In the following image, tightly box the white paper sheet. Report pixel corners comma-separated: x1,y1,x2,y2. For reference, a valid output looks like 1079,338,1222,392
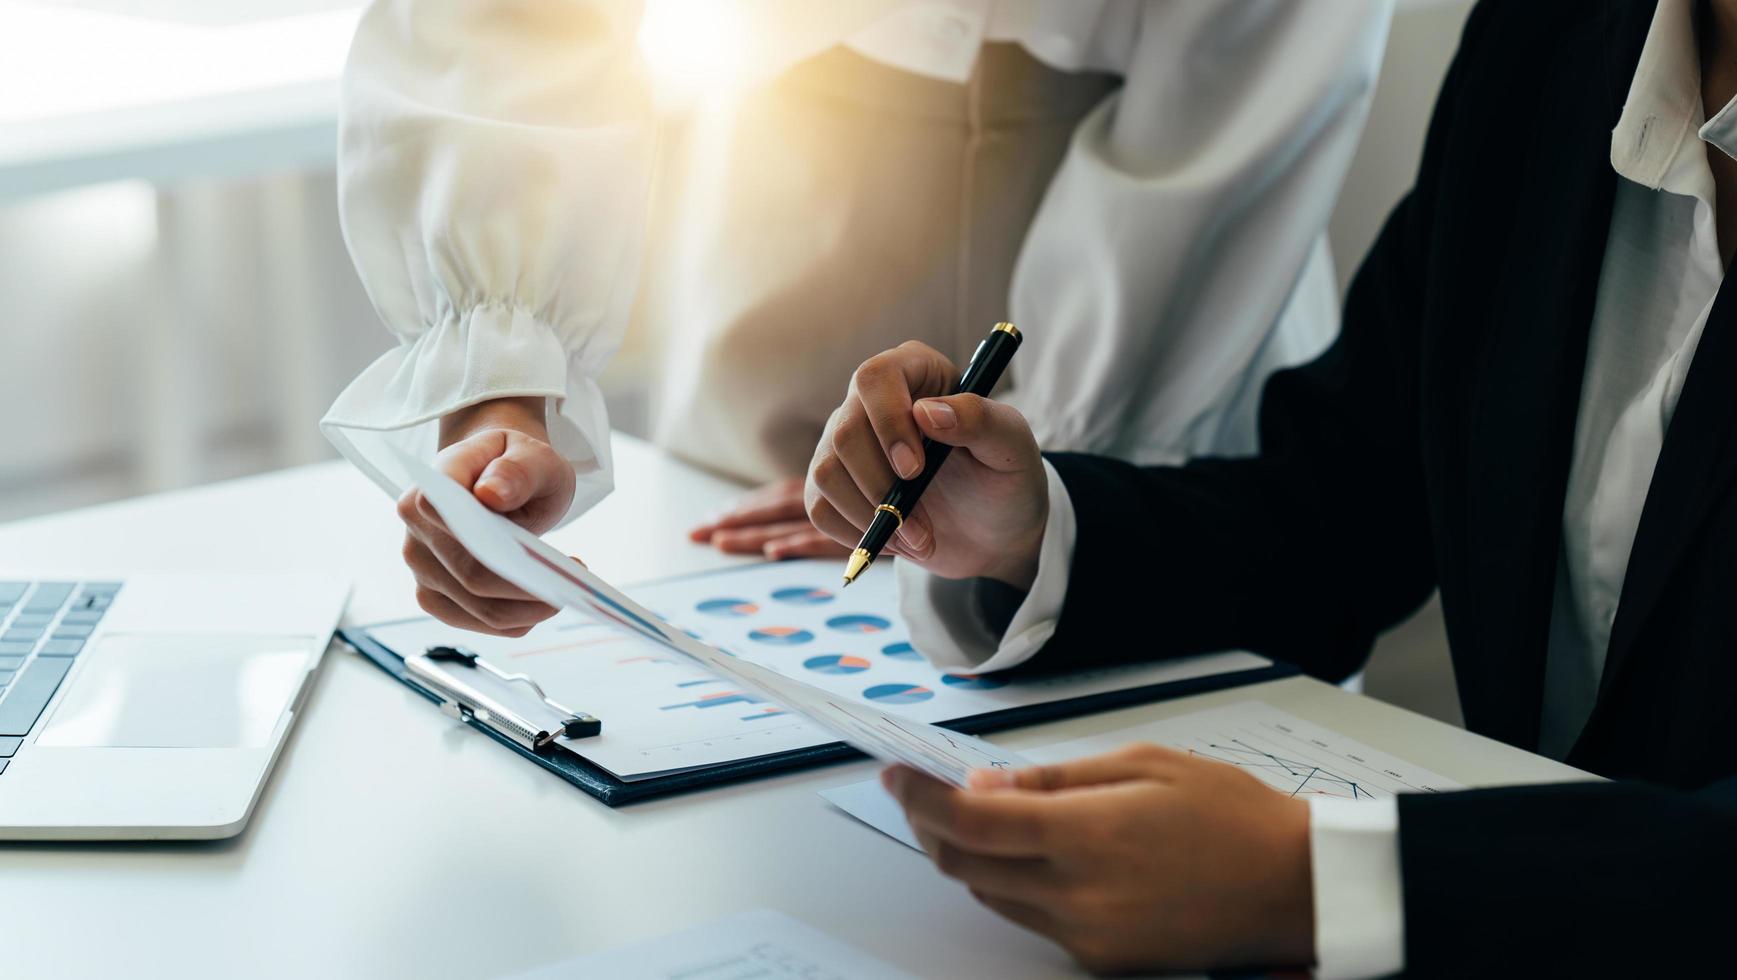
396,449,1028,786
371,613,828,779
821,701,1463,851
820,775,924,851
631,560,1270,728
500,908,918,980
369,556,1269,780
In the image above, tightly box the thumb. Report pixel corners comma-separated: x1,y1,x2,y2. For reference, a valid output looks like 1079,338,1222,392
474,433,571,515
435,429,511,500
912,394,1035,473
969,744,1184,793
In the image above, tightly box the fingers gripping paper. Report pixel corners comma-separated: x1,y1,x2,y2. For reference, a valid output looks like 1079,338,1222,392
395,449,1027,785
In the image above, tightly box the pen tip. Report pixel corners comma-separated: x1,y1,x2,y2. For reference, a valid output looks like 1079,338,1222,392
843,548,872,587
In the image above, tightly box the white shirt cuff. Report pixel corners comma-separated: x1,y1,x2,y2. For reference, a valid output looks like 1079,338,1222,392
320,305,615,529
894,459,1075,673
1309,797,1405,979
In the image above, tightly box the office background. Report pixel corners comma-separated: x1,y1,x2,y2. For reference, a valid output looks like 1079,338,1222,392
0,0,1473,723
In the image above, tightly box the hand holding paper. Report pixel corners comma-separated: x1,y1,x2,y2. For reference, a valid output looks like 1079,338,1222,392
396,397,572,635
393,447,1029,786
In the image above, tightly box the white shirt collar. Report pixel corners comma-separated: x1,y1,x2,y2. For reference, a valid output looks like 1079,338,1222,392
1612,0,1737,200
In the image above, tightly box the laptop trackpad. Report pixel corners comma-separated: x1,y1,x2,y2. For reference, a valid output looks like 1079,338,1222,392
35,634,312,749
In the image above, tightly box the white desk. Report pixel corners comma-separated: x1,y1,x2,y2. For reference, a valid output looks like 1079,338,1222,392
0,436,1585,979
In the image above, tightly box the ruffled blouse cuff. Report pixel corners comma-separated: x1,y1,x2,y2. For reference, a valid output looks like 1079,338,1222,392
320,303,614,526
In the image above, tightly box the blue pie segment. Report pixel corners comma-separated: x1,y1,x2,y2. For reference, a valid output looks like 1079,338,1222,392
803,654,872,675
862,682,934,705
696,597,759,617
880,641,922,661
826,613,892,634
747,626,814,646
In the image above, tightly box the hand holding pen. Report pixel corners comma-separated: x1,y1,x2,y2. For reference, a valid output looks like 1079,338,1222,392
803,326,1049,591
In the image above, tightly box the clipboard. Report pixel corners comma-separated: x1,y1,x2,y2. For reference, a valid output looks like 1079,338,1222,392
341,565,1296,807
405,644,601,749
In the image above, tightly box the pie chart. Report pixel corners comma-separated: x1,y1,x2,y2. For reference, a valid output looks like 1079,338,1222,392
940,673,1008,691
696,597,759,617
880,641,921,661
748,626,814,646
803,654,872,675
772,586,834,605
827,613,892,634
863,683,934,705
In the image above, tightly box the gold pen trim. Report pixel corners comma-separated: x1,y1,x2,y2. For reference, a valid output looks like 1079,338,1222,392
992,321,1021,340
874,503,904,528
843,547,872,587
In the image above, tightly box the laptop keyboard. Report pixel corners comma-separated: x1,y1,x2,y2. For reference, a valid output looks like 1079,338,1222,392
0,581,122,773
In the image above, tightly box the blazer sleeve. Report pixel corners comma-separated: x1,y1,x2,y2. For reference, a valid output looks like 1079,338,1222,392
1035,186,1436,681
1396,777,1737,974
1027,2,1498,682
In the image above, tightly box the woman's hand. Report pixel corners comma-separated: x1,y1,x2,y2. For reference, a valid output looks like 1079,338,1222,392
883,745,1316,974
688,477,851,559
396,397,573,635
806,342,1048,590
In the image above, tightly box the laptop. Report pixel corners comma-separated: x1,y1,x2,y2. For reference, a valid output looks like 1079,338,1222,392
0,573,347,839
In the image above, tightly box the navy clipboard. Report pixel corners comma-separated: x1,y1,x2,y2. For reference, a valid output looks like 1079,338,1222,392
340,567,1296,807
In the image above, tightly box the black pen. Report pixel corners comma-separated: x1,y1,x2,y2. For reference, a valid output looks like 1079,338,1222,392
842,321,1023,587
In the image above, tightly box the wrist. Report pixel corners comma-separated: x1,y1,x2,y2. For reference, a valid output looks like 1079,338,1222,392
981,492,1048,593
440,397,548,448
1269,797,1317,967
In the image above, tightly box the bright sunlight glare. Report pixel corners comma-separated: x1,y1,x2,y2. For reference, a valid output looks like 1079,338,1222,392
636,0,749,97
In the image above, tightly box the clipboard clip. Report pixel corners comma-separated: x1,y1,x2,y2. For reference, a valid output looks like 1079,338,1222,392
405,644,602,752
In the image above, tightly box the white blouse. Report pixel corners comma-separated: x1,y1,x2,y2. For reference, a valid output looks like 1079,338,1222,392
322,0,1392,521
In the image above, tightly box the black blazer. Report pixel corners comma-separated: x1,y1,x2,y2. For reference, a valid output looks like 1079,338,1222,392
1033,1,1736,974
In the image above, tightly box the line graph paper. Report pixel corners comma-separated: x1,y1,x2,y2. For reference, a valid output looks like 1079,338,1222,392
1146,702,1461,800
